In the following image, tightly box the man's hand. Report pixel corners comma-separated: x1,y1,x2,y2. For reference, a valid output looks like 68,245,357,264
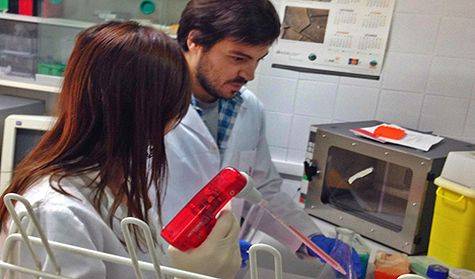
239,240,252,267
308,234,363,278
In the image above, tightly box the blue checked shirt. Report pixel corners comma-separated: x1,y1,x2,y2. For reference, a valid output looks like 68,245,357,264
192,92,244,151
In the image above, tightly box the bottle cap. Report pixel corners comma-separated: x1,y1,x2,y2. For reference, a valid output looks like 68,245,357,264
397,275,425,279
427,264,449,279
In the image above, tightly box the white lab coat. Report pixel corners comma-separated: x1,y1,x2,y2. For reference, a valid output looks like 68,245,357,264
10,174,240,279
162,87,320,253
11,175,159,279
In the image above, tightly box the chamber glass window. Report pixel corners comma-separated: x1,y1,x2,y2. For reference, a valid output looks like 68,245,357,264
321,146,412,232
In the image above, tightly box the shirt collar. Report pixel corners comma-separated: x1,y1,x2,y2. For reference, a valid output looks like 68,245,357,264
227,91,244,106
191,91,244,112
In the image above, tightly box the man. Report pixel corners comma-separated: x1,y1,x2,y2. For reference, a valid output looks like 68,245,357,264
162,0,361,277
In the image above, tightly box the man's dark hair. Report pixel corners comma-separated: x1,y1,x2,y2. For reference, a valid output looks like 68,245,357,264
177,0,281,51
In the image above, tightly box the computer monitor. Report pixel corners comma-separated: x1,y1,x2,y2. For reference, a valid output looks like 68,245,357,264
0,115,55,193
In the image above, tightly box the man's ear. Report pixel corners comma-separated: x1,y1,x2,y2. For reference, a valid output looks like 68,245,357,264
186,30,202,52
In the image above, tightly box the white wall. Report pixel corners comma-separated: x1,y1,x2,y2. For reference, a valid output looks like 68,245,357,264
249,0,475,166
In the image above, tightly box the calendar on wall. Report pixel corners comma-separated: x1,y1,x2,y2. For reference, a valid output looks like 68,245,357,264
272,0,395,80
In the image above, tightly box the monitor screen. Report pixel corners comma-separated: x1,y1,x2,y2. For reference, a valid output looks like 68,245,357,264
13,128,45,167
1,115,55,192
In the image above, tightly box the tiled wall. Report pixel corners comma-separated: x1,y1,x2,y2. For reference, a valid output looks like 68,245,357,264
247,0,475,165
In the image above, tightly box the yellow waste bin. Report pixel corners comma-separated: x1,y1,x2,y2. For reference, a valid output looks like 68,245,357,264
428,176,475,270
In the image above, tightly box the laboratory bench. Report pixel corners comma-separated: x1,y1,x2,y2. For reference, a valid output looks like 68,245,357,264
237,215,397,279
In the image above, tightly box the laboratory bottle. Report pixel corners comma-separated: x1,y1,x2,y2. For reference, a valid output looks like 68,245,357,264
374,251,410,279
351,232,370,278
426,264,449,279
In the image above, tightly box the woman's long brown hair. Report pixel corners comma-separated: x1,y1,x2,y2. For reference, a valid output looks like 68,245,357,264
0,21,191,241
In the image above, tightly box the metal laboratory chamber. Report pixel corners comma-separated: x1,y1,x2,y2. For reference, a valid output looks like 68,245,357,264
303,121,475,254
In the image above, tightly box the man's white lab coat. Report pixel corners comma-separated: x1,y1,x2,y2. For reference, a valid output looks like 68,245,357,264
162,87,320,252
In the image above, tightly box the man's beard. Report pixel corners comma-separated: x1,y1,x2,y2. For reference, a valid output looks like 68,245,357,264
196,62,223,100
196,57,247,101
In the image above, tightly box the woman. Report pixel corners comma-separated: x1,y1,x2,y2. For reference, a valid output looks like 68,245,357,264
0,21,240,278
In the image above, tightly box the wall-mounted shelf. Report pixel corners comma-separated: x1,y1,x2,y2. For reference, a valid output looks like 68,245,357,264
0,12,175,34
0,77,60,93
0,12,94,29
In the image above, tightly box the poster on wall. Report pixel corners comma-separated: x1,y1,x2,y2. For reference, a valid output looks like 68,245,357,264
272,0,395,80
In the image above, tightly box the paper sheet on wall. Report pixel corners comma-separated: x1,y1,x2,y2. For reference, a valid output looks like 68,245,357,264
272,0,395,79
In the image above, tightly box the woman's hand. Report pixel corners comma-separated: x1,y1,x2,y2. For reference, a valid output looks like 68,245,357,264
167,210,241,279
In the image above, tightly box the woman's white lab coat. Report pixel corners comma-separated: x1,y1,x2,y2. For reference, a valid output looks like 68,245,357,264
11,174,240,278
162,87,320,253
12,175,159,279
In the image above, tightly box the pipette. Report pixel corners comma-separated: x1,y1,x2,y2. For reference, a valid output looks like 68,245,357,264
161,167,346,275
160,167,261,251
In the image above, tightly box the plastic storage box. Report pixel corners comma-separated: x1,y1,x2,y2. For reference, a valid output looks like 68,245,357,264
428,151,475,270
0,0,7,11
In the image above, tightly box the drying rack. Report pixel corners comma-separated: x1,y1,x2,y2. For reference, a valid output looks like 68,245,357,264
0,193,284,279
